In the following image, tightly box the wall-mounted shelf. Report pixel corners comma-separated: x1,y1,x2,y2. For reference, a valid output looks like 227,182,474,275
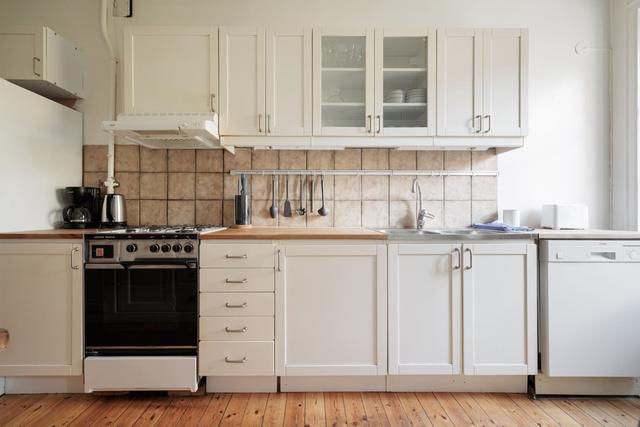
229,169,498,177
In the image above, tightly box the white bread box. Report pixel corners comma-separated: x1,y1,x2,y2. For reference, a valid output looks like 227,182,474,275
541,204,589,229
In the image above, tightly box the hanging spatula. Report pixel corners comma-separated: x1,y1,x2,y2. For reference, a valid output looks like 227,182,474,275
283,175,292,217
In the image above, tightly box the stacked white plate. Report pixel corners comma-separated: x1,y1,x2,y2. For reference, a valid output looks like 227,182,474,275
406,88,426,103
384,89,404,103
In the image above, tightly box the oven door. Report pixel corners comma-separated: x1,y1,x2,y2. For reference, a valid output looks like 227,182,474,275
85,260,197,355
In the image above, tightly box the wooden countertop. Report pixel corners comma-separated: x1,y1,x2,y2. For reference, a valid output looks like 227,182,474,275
200,227,388,240
535,229,640,240
0,229,100,239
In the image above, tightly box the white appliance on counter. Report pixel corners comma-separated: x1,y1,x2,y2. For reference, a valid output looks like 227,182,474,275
538,240,640,395
541,204,589,230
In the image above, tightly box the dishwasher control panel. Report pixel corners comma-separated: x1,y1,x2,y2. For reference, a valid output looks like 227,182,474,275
540,240,640,263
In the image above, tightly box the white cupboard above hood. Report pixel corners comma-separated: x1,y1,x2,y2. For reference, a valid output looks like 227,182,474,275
101,113,233,152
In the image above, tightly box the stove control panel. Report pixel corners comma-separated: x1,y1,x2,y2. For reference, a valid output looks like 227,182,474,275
87,238,198,263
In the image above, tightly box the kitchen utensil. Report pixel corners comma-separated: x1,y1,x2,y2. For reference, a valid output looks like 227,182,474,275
100,194,127,228
269,175,278,219
309,175,315,213
297,175,306,215
234,173,251,226
284,176,292,217
318,175,329,217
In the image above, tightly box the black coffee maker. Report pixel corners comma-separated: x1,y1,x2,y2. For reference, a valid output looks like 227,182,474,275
63,187,102,228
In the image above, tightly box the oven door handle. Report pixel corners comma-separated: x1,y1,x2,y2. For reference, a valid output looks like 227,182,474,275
85,263,125,270
120,259,198,270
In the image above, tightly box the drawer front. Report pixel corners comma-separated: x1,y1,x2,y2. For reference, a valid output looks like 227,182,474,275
199,341,274,376
201,244,275,268
200,268,274,292
200,317,274,341
200,293,274,317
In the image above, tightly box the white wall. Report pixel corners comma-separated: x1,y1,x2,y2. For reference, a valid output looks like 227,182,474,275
0,0,612,227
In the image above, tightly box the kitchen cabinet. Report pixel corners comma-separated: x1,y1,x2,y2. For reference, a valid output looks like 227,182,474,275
0,241,83,376
219,27,312,138
437,28,528,140
388,242,536,376
276,243,387,376
0,26,84,99
123,26,218,114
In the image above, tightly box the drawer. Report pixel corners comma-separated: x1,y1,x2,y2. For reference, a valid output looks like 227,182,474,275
200,293,274,316
200,268,274,292
200,244,275,268
199,341,274,376
200,317,274,341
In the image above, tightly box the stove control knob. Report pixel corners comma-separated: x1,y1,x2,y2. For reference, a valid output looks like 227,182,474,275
184,244,194,253
172,243,182,253
161,244,171,253
126,243,138,253
149,244,160,253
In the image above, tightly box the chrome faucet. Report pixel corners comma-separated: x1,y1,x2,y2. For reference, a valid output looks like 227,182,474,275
411,178,435,229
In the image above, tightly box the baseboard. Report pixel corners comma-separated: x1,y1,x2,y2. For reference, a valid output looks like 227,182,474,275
534,374,640,396
280,376,386,392
386,375,527,392
206,376,277,393
5,376,84,394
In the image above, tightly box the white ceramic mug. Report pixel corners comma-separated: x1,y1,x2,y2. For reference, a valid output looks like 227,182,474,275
503,209,521,226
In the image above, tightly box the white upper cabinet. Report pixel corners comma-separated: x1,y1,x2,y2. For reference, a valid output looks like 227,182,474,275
124,26,218,114
219,27,265,136
313,28,375,136
437,28,528,139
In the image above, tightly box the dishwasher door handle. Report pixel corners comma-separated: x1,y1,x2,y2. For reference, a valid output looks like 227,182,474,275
590,251,617,260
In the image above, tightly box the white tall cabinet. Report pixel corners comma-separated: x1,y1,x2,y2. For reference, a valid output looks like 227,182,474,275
0,241,83,376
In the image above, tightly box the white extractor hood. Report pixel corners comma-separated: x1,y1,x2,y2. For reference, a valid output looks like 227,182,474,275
102,113,234,153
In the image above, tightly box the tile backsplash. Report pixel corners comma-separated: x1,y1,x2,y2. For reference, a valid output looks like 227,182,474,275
83,146,498,228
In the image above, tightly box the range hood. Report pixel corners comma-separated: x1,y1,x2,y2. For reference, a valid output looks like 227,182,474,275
102,113,233,153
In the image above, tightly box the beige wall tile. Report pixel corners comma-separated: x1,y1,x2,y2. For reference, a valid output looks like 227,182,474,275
472,176,497,201
168,200,195,225
334,176,361,200
251,150,278,169
444,201,471,228
196,200,223,225
278,203,306,227
444,151,471,170
390,176,415,201
83,172,106,189
417,151,444,170
251,175,272,200
84,145,107,172
444,176,471,200
115,145,140,172
335,149,361,170
279,150,306,169
222,200,235,227
115,172,139,200
307,151,334,170
472,149,497,170
417,176,444,200
251,199,278,226
140,173,167,199
126,199,140,227
362,201,389,228
168,150,195,172
224,147,252,172
390,200,415,228
168,173,195,200
196,173,223,199
307,200,334,228
140,147,167,172
422,201,444,229
361,176,388,201
140,200,167,225
334,201,361,228
223,174,239,200
196,150,223,172
472,201,498,224
362,149,389,170
389,150,417,170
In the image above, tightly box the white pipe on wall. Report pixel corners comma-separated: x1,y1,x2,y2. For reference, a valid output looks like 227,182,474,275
100,0,118,194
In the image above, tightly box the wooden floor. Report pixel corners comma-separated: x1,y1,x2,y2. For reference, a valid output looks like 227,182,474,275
0,392,639,427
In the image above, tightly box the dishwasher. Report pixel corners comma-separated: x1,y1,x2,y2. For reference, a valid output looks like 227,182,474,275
539,240,640,378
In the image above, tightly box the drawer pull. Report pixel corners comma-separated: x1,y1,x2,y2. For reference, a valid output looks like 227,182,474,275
225,278,248,284
225,356,248,364
225,302,248,308
225,254,248,259
225,326,248,333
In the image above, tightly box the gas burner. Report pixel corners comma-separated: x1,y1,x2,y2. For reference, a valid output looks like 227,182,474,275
99,225,225,235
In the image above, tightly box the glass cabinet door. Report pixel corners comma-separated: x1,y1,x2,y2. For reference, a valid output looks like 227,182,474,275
375,29,435,136
313,29,374,136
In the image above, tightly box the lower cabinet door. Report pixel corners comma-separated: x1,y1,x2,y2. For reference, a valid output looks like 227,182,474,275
199,341,274,376
388,244,461,375
462,243,537,375
276,244,387,376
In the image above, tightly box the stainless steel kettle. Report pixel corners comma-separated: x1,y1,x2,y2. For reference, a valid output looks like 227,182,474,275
101,194,127,227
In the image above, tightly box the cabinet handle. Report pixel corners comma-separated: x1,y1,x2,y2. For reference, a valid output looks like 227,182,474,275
267,114,271,134
33,57,41,77
464,248,473,270
277,249,282,272
0,329,9,351
453,248,461,270
258,114,263,133
225,254,248,259
210,94,216,113
483,115,491,134
225,302,248,308
225,356,248,363
71,247,80,270
225,278,248,284
225,327,248,333
367,115,372,133
376,115,381,134
473,115,483,134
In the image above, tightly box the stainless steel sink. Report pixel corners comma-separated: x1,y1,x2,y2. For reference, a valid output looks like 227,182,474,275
376,228,535,240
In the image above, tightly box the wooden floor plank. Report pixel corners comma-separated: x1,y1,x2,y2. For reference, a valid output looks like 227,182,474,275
451,393,495,427
434,392,475,426
324,392,348,427
91,396,138,427
379,392,411,426
240,393,268,427
361,392,391,427
174,395,212,427
488,393,539,427
551,400,605,427
283,392,305,427
416,392,455,427
133,396,170,426
625,398,640,409
4,393,68,427
0,394,48,425
303,392,325,427
472,392,525,427
199,394,232,427
596,400,639,427
343,392,369,426
262,393,286,427
508,394,564,427
571,399,625,427
155,397,191,427
608,399,640,420
219,394,250,427
25,394,98,427
396,392,433,427
530,399,582,427
69,396,115,427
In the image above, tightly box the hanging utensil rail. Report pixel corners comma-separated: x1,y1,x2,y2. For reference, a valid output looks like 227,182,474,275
229,169,498,177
